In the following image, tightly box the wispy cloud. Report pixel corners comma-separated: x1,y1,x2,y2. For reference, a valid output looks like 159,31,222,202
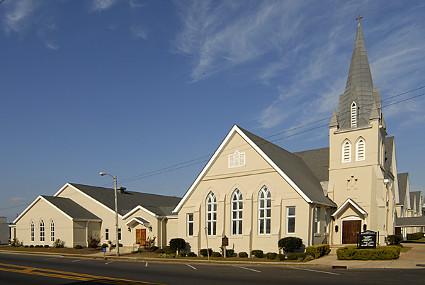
91,0,118,12
45,40,59,50
129,0,145,8
130,25,147,40
2,0,36,34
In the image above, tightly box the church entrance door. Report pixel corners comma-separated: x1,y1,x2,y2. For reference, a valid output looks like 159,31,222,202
342,220,361,244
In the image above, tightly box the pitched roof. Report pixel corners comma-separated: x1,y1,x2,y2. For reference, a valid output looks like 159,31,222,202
395,216,425,227
238,127,336,207
384,136,394,176
42,196,100,221
294,147,329,182
336,19,381,130
397,173,408,205
410,191,422,212
69,183,181,216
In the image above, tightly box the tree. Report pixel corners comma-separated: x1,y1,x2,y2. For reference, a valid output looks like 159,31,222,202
169,238,186,256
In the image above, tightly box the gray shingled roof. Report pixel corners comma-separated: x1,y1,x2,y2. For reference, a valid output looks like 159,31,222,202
238,127,336,207
42,196,100,221
70,183,181,216
395,216,425,227
397,173,408,205
336,21,381,130
384,137,394,176
410,191,422,212
295,147,329,182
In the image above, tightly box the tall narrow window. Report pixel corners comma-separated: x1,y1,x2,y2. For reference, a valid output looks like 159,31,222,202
206,193,217,235
50,220,55,242
118,228,122,240
231,190,243,235
313,207,321,234
39,220,45,242
105,228,109,240
187,213,194,236
342,140,352,163
351,101,357,128
356,138,366,161
258,187,271,234
30,222,34,242
287,207,296,233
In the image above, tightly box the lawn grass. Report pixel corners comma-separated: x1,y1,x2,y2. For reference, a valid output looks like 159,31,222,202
402,237,425,244
0,246,99,255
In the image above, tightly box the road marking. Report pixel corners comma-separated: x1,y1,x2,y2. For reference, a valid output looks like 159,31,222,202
71,260,80,263
0,262,162,284
186,264,197,270
288,267,340,276
105,261,113,265
235,266,261,273
145,262,148,267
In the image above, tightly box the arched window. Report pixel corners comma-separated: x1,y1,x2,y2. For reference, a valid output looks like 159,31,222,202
356,138,366,161
206,193,217,236
39,220,45,242
30,222,34,242
351,101,357,128
258,187,271,234
342,139,352,163
50,220,55,242
231,190,243,235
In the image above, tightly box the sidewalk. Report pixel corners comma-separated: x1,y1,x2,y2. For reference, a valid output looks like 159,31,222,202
308,243,425,269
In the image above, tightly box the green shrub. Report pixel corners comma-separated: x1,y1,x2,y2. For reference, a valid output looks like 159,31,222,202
88,236,100,248
53,239,65,248
238,252,248,258
163,246,175,254
44,245,50,248
337,246,400,260
211,252,222,257
10,238,22,247
286,252,306,261
387,235,403,245
187,252,197,257
266,252,278,260
407,232,424,241
150,246,159,252
101,243,108,249
169,238,186,254
30,245,34,248
278,253,285,261
24,245,29,248
278,237,303,253
224,249,236,257
200,248,213,257
305,244,331,259
155,248,165,254
74,245,83,249
251,250,264,258
179,252,187,257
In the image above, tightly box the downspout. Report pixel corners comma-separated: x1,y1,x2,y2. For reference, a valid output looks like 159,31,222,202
86,221,89,247
159,217,163,249
249,193,253,257
308,204,314,246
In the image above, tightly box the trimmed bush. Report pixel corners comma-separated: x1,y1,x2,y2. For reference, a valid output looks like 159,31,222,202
278,253,285,261
305,244,331,259
30,245,34,248
53,239,65,248
387,235,403,245
238,252,248,258
407,232,424,241
169,238,186,254
187,252,197,257
74,245,83,249
44,245,50,248
337,246,400,260
101,243,108,249
179,252,187,257
224,249,237,257
200,248,213,257
163,246,175,254
211,252,222,257
251,250,264,258
266,252,278,260
286,252,306,261
278,237,303,253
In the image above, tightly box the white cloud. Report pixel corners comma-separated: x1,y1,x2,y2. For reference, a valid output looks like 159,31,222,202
45,40,59,50
2,0,35,34
91,0,117,12
130,25,147,40
129,0,145,8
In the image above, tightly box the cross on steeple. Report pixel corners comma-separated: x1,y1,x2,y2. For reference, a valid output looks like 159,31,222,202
356,15,363,26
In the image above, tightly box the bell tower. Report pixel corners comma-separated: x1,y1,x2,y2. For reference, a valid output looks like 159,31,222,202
328,17,393,245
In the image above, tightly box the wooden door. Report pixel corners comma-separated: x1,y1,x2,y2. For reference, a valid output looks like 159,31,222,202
342,220,361,244
136,229,147,246
395,227,401,235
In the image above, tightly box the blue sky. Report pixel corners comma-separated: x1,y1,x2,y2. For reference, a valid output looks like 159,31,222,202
1,0,425,221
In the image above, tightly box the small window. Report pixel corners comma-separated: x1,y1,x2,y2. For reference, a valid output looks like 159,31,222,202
206,193,217,235
258,187,271,234
356,138,366,161
351,101,357,128
39,220,45,242
342,140,352,163
231,190,243,235
287,207,296,234
118,228,122,241
313,207,321,234
105,228,109,240
228,150,246,168
30,222,34,242
187,214,194,236
50,221,55,242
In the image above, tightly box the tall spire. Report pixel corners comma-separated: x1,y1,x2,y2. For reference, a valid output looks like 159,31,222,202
345,16,373,91
334,17,380,130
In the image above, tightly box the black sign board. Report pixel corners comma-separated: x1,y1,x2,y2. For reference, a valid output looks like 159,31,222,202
222,236,229,247
358,230,377,249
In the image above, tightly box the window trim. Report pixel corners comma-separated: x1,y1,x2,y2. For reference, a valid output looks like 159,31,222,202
356,137,366,161
187,213,194,237
39,220,45,242
50,220,55,242
258,187,271,235
231,189,243,235
342,139,352,163
351,101,357,128
30,221,34,242
286,206,296,234
206,192,217,236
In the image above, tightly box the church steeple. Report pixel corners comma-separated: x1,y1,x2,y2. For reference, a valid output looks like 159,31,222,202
333,17,381,130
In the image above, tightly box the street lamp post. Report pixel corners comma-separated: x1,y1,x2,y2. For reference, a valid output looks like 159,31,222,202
99,171,120,256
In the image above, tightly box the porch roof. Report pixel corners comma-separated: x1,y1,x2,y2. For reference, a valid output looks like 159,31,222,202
395,216,425,227
126,217,151,228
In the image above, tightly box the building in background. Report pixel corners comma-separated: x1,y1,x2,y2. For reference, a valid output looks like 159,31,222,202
0,217,9,244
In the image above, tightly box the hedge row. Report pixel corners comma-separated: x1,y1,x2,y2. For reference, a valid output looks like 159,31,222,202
407,232,424,241
337,246,400,260
305,244,331,259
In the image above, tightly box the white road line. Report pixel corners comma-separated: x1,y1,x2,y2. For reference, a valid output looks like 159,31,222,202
236,266,261,273
104,261,113,265
71,260,80,263
288,267,340,276
145,262,148,267
186,264,197,270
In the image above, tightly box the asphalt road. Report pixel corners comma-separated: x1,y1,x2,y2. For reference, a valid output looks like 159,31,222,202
0,252,424,285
